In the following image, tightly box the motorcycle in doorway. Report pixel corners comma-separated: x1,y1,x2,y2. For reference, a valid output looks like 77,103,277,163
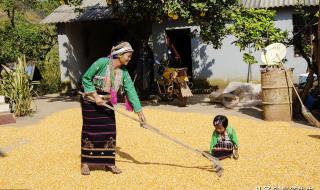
155,60,193,106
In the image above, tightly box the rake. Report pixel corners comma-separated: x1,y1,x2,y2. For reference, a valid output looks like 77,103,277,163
79,92,224,177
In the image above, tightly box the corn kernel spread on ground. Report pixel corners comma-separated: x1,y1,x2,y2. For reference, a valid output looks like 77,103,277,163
0,108,319,190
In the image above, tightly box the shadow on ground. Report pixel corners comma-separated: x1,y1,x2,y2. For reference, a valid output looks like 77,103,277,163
116,147,215,172
308,135,320,139
238,107,263,119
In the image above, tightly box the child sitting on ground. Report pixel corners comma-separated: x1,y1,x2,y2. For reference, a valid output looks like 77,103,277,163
209,115,239,160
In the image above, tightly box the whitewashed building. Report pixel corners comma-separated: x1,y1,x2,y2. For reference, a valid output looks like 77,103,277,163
42,0,319,91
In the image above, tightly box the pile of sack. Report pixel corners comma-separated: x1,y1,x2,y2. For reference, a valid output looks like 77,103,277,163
209,82,262,108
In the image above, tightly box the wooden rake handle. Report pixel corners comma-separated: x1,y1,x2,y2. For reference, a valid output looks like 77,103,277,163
78,91,223,176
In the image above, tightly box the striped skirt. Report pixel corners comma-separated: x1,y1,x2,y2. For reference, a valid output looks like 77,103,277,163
81,98,116,168
212,140,234,160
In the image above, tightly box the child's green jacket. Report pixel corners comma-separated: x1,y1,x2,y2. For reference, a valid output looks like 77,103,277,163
209,126,239,154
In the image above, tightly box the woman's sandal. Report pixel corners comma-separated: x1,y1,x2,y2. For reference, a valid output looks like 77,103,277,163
105,165,122,174
81,164,90,175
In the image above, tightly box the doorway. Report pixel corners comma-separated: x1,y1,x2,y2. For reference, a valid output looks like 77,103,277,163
165,28,193,79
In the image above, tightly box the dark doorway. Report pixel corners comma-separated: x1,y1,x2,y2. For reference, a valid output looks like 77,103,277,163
83,20,139,79
165,28,192,79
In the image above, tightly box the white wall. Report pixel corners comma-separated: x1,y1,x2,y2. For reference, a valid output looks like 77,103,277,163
57,8,307,90
57,23,87,89
152,8,307,82
274,8,307,79
57,21,116,89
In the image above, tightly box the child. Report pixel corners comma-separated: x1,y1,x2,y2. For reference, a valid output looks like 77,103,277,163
209,115,239,160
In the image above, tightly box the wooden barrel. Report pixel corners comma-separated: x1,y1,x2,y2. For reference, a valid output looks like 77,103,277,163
261,68,293,121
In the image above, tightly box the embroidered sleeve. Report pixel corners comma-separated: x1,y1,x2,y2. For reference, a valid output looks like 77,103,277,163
82,58,106,93
209,132,218,154
122,69,142,112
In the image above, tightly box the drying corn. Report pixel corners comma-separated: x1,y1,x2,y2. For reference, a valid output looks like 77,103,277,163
0,108,319,190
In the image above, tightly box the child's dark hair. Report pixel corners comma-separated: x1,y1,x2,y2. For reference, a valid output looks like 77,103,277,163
213,115,228,128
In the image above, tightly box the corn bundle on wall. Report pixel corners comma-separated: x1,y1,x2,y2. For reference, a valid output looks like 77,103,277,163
0,108,319,190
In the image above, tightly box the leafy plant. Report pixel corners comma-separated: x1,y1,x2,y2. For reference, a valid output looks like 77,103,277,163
0,15,56,64
38,45,61,94
243,53,258,65
0,56,34,116
66,0,239,49
0,0,40,27
227,7,288,82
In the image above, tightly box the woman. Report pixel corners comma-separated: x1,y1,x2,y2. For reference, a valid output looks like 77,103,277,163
80,41,146,175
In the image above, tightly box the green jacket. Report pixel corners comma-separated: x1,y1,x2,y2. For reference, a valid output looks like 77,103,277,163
82,57,142,112
209,126,239,154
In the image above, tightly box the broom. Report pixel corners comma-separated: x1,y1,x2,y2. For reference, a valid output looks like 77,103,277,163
284,70,320,128
272,51,320,128
79,92,224,177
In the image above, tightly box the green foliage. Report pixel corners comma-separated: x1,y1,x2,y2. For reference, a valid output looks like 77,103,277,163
61,0,82,6
164,0,189,20
243,53,258,65
293,2,317,62
0,0,40,26
0,0,58,64
0,0,38,10
228,8,288,52
227,8,288,65
36,0,60,15
226,7,289,82
0,14,56,64
38,45,61,94
0,56,34,117
0,0,59,20
0,0,59,95
67,0,239,49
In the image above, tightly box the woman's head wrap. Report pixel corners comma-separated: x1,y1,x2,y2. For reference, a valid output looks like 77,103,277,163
110,42,134,56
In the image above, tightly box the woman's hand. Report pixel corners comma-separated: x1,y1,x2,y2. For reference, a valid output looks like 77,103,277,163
137,111,146,127
95,96,105,106
91,92,105,106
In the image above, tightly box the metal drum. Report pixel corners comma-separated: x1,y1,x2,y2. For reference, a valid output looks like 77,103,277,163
261,68,293,121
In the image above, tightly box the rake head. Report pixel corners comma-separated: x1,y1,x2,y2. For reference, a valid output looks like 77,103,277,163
199,151,224,177
213,163,224,177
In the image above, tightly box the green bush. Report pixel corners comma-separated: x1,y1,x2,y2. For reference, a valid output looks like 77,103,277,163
0,56,34,117
0,14,56,64
37,45,61,95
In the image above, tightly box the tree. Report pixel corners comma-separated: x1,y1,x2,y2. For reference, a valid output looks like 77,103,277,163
291,3,319,101
0,0,59,63
63,0,239,48
61,0,239,96
0,0,61,96
0,0,39,27
0,14,57,64
227,8,288,82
